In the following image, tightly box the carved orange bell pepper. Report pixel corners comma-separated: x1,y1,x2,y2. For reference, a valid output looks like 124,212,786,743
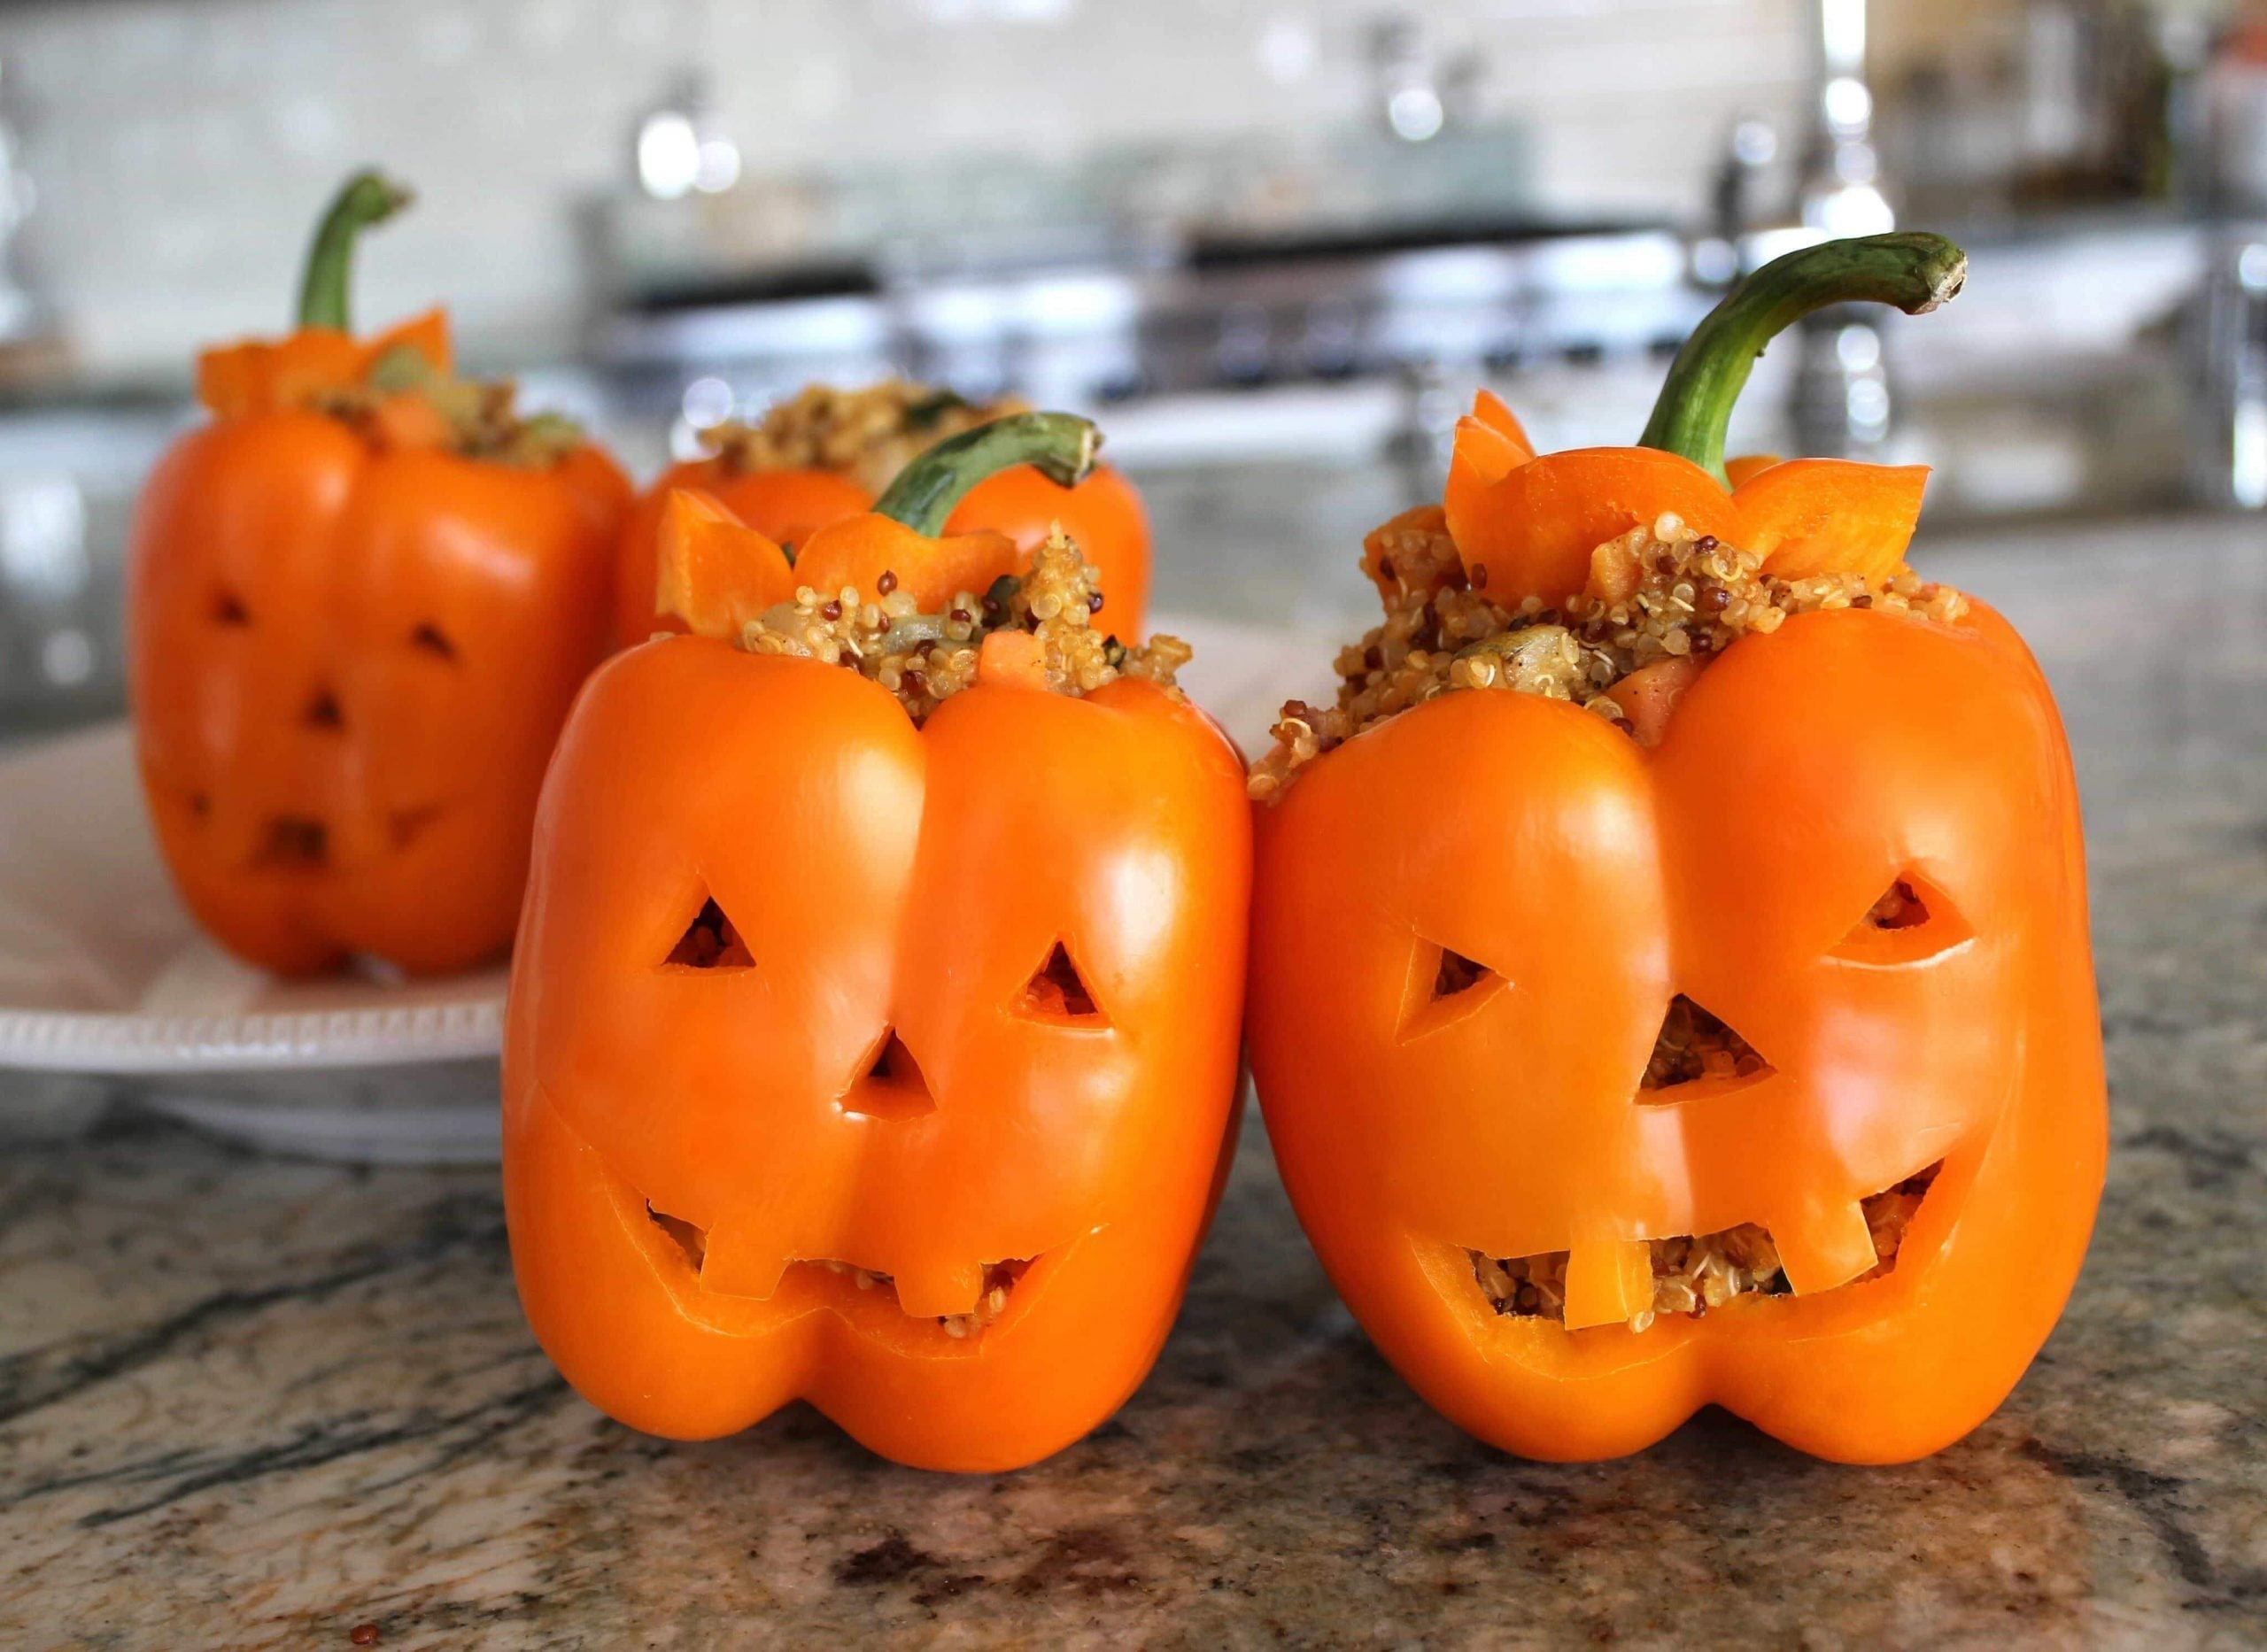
1247,235,2106,1464
611,390,1149,646
128,173,630,975
506,414,1246,1471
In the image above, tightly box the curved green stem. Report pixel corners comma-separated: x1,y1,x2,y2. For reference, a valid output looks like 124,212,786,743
1640,232,1967,485
295,171,413,332
874,412,1100,536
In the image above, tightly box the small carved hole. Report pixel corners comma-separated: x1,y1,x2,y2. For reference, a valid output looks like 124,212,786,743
254,816,328,869
410,622,456,660
1020,941,1103,1022
665,898,753,969
847,1029,937,1119
646,1203,707,1270
1641,994,1769,1093
305,689,343,730
387,805,444,852
1864,878,1929,930
212,590,250,627
867,1031,920,1084
1433,947,1490,1001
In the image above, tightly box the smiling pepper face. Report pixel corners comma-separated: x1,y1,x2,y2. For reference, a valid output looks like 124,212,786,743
128,415,626,975
1248,603,2106,1463
502,637,1248,1471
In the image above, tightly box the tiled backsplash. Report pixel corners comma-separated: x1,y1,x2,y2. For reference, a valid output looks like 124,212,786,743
0,0,1820,376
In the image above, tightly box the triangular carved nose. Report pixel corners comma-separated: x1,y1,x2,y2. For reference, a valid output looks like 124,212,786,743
664,895,753,970
844,1028,937,1121
1639,993,1772,1099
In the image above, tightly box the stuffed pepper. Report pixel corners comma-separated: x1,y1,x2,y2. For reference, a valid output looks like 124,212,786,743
129,172,631,976
1246,234,2105,1464
506,413,1246,1471
612,380,1150,647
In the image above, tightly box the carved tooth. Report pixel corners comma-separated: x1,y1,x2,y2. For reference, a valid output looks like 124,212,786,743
692,1223,790,1301
1563,1239,1654,1331
1774,1199,1881,1296
891,1255,984,1319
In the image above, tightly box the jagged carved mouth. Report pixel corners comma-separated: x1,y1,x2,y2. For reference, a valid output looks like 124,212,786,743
1458,1161,1943,1335
643,1202,1046,1341
227,803,451,870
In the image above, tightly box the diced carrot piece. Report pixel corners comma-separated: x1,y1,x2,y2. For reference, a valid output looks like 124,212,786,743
1605,655,1706,748
978,629,1048,690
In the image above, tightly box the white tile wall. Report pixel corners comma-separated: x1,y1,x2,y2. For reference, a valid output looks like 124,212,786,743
0,0,1815,376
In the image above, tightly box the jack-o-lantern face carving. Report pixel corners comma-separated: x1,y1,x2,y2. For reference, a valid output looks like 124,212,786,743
1249,604,2106,1463
130,423,629,975
503,637,1248,1471
127,172,631,976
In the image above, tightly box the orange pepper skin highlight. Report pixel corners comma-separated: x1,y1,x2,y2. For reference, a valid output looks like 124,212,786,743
1248,235,2105,1463
506,415,1248,1471
127,174,631,976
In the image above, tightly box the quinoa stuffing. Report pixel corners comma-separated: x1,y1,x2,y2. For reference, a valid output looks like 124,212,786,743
739,526,1189,722
1466,1162,1940,1333
700,380,1026,494
311,340,584,467
1248,505,1970,799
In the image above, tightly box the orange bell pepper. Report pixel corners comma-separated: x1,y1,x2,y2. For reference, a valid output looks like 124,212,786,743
505,414,1248,1471
611,402,1150,647
1247,234,2106,1463
128,173,631,976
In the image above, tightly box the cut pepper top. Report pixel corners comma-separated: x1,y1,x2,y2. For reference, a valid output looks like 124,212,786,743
193,171,589,469
654,411,1189,722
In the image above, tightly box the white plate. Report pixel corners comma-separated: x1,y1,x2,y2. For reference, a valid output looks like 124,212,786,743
0,614,1330,1163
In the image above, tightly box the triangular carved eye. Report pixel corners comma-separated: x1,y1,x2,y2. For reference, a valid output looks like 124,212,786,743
664,896,753,970
1831,872,1972,966
1017,941,1106,1024
1640,993,1772,1098
1433,947,1491,1002
1398,939,1505,1040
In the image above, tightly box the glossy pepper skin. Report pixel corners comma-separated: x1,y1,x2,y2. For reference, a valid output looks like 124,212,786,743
128,173,630,976
1248,235,2106,1464
610,415,1149,647
507,415,1247,1471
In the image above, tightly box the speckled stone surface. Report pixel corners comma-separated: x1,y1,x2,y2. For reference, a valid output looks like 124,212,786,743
4,514,2264,1649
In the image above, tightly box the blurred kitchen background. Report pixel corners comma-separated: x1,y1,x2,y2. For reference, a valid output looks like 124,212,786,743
0,0,2263,732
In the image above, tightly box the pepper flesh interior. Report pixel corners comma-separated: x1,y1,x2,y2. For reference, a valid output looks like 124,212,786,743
1464,1162,1941,1332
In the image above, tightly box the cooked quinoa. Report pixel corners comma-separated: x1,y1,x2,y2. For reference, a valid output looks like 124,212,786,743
1466,1162,1939,1333
1248,506,1970,799
739,526,1188,722
700,380,1027,495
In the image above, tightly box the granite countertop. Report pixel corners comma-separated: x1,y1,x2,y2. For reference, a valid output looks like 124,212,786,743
4,513,2264,1648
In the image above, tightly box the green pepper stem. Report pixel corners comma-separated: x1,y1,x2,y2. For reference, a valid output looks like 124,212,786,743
1639,232,1967,485
873,412,1100,537
295,171,413,332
